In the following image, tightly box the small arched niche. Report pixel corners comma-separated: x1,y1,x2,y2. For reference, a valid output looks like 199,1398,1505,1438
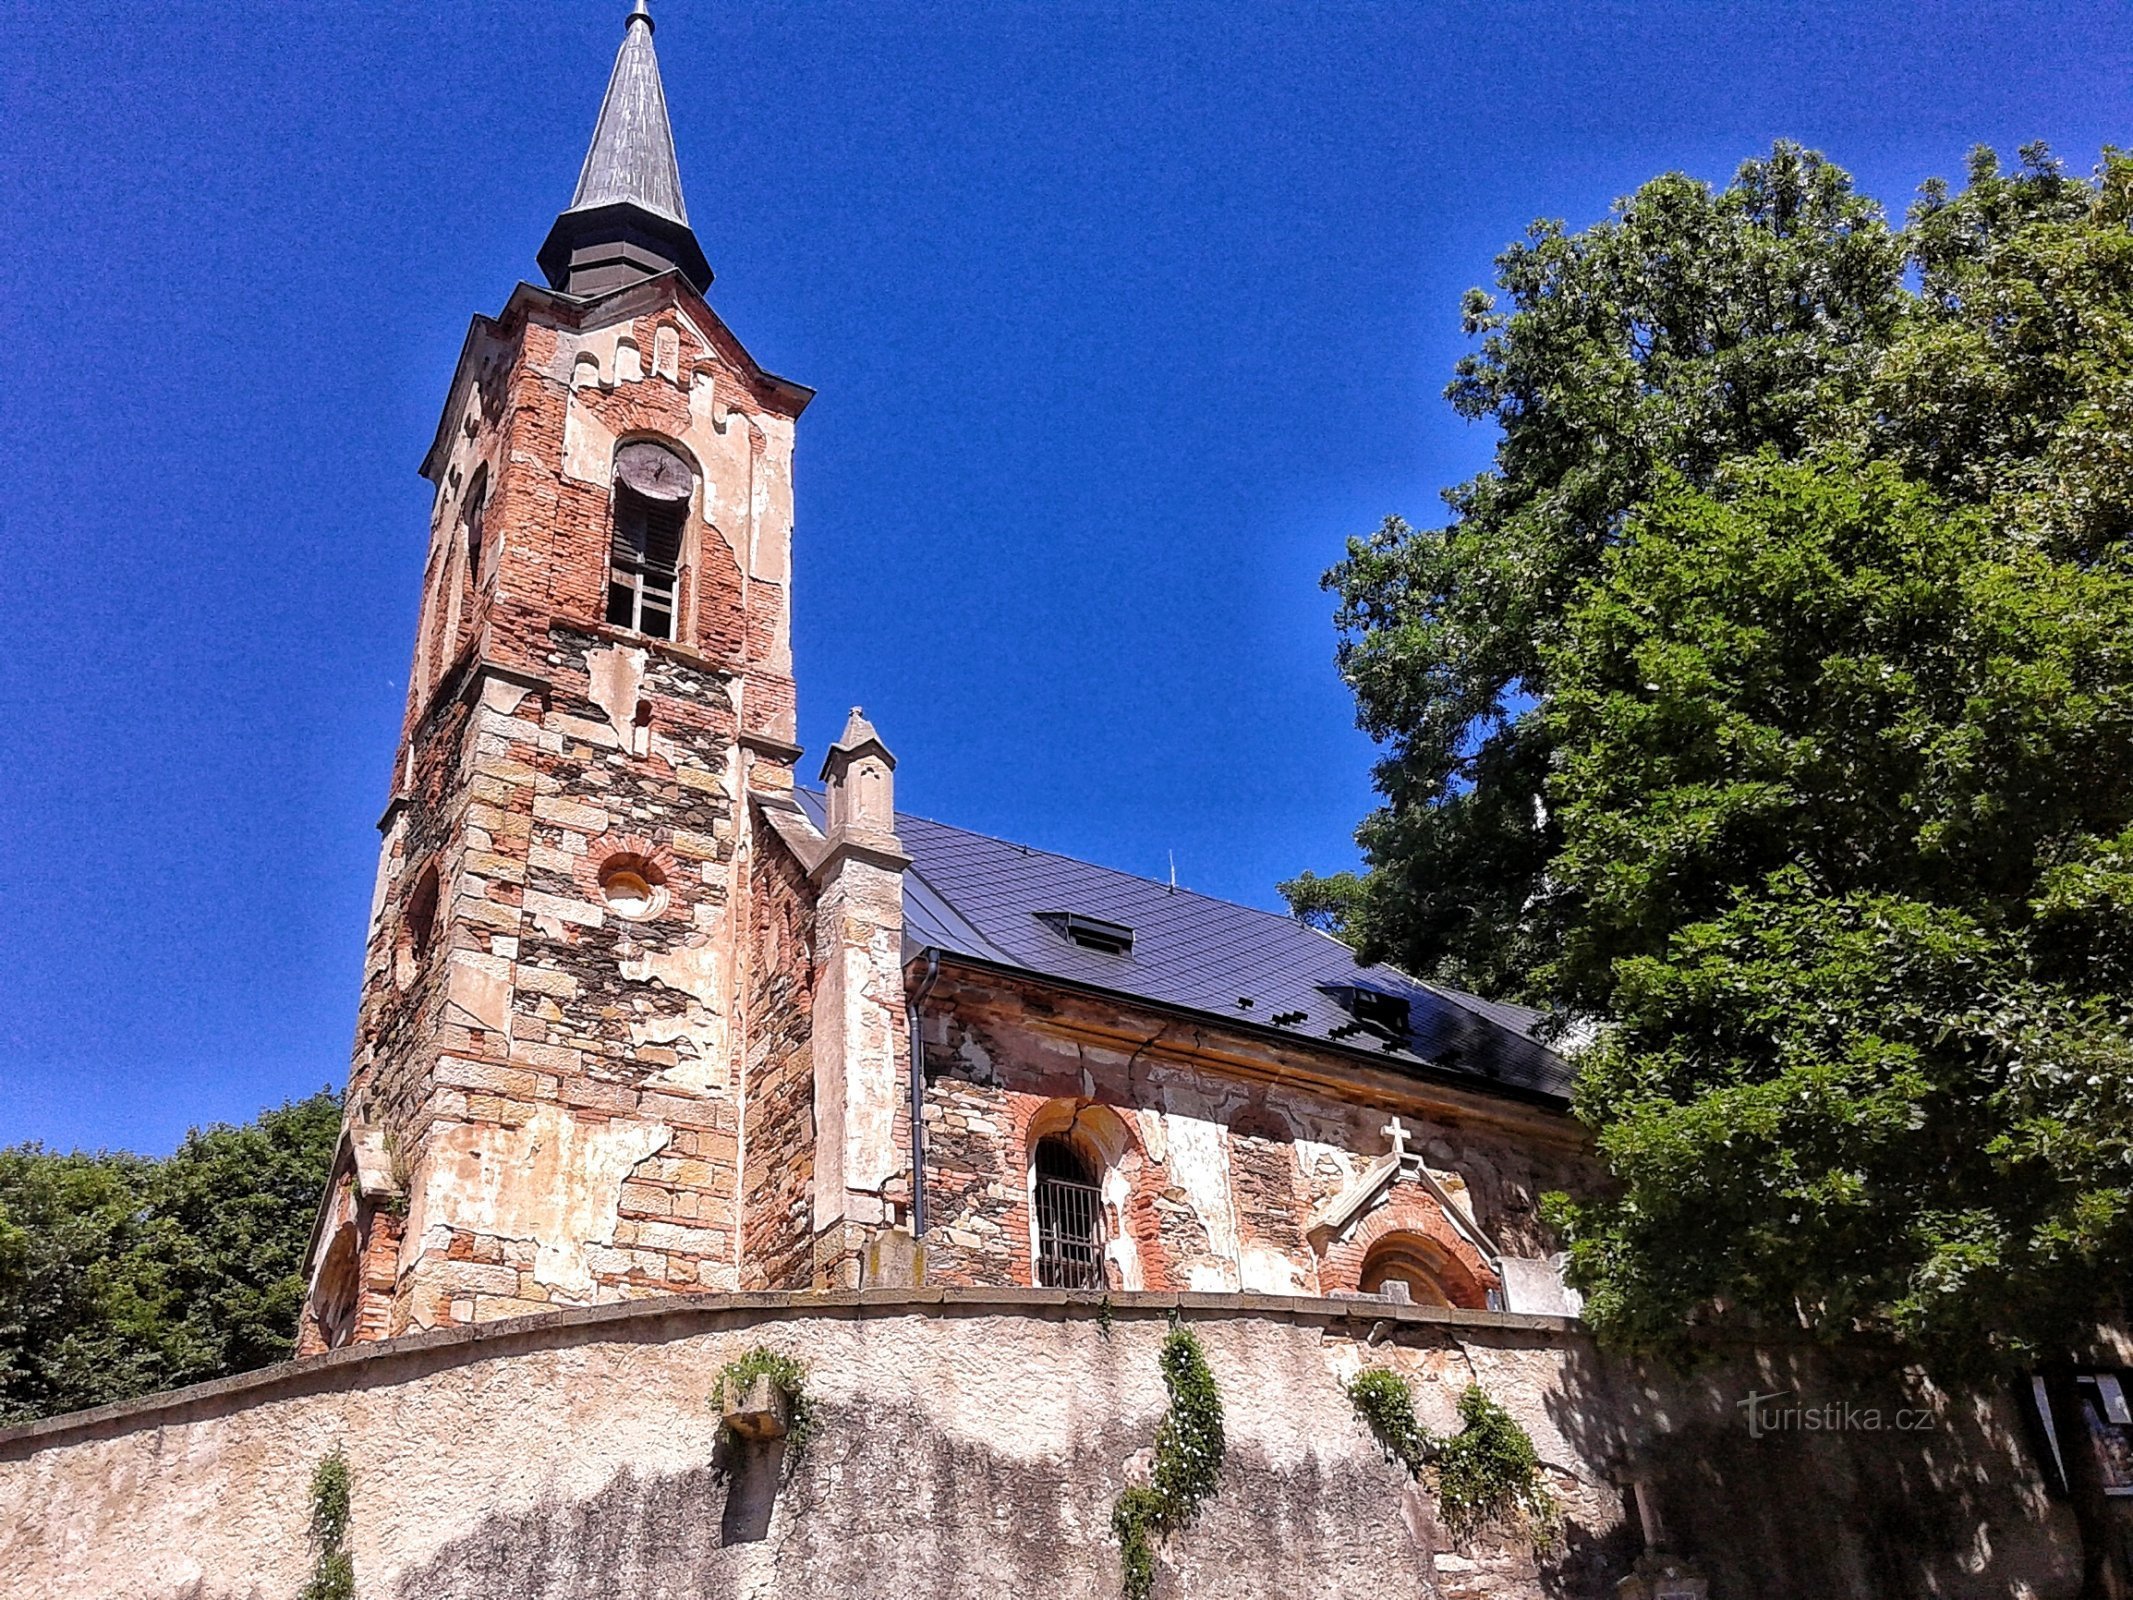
1359,1232,1480,1310
395,862,441,992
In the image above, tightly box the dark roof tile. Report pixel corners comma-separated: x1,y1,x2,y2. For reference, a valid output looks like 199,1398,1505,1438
796,793,1574,1103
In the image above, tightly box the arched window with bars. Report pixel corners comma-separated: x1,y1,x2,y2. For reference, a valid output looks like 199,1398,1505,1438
1032,1134,1107,1289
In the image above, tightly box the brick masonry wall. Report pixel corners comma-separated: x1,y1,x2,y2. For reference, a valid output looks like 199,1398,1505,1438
916,968,1593,1299
740,807,816,1290
309,275,810,1343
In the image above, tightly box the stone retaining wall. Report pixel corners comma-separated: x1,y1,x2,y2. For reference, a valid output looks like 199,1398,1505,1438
0,1289,2081,1598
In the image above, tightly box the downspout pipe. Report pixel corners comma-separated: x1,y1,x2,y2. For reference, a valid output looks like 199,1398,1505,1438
906,949,941,1237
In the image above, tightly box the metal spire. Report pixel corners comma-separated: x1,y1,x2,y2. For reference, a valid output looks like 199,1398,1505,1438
571,1,686,224
537,1,713,296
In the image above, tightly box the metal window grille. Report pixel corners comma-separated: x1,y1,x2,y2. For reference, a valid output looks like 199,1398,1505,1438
606,487,684,641
1034,1137,1106,1290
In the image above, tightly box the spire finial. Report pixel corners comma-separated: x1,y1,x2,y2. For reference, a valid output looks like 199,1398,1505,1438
536,0,712,296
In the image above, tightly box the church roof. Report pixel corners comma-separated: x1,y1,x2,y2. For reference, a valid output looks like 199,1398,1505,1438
792,792,1574,1104
538,3,713,296
570,1,689,226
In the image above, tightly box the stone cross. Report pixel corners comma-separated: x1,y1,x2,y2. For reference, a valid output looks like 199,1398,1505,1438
1382,1116,1412,1161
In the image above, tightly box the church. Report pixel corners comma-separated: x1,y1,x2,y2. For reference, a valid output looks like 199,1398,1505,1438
294,0,1589,1354
0,12,2091,1598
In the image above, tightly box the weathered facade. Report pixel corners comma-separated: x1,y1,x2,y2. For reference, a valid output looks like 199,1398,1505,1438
295,0,1594,1360
0,8,2114,1596
0,1291,2091,1599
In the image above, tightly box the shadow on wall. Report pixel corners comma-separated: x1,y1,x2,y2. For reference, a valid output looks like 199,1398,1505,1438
1543,1336,2082,1599
395,1395,1446,1600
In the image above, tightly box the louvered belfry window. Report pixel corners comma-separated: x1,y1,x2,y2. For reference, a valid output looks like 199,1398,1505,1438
1034,1135,1107,1289
607,441,691,640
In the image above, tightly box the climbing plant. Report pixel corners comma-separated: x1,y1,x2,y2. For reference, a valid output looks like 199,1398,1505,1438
713,1346,815,1457
1344,1372,1559,1549
297,1450,354,1600
1112,1321,1226,1600
1345,1366,1431,1476
1435,1386,1559,1546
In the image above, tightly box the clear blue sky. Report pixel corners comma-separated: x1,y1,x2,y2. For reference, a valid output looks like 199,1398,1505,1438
1,1,2126,1154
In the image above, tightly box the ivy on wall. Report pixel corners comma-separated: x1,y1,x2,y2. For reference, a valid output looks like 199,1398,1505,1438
1345,1370,1560,1548
1112,1321,1226,1600
297,1450,354,1600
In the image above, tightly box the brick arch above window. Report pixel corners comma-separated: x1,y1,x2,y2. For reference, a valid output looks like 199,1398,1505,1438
1317,1183,1499,1309
1018,1098,1150,1293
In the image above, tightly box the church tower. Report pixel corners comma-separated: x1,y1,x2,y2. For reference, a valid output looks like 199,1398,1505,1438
298,4,846,1348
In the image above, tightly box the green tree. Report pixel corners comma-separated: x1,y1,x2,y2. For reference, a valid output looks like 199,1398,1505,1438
1287,142,1906,996
1541,455,2133,1355
1307,144,2133,1592
0,1091,340,1423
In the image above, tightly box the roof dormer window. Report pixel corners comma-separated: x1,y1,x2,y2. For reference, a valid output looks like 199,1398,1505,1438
1036,911,1134,957
1321,984,1412,1039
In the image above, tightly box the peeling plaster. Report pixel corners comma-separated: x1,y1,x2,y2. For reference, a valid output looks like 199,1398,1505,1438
563,389,618,487
1135,1107,1166,1165
585,645,649,746
415,1107,672,1297
1162,1115,1240,1285
1295,1138,1361,1187
619,937,731,1089
1239,1245,1308,1295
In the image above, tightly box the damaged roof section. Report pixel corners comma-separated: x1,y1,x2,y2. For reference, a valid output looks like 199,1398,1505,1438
789,791,1574,1103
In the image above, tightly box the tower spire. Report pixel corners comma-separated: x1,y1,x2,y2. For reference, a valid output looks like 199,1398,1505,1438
538,1,713,297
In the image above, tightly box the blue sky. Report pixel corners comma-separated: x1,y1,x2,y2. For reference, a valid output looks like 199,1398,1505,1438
2,1,2127,1153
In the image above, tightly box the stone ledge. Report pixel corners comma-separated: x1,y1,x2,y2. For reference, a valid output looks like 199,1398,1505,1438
0,1287,1580,1457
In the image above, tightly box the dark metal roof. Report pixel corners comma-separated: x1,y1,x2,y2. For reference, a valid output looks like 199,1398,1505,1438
793,793,1574,1104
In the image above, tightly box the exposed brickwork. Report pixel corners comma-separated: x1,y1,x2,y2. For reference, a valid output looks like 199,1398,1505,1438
304,265,1591,1348
915,968,1591,1299
306,274,811,1344
739,807,815,1290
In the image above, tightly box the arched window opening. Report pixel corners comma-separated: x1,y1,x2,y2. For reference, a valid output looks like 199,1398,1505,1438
1033,1135,1106,1289
607,441,692,640
314,1224,361,1350
406,863,440,958
1360,1235,1455,1308
396,861,441,992
462,467,489,580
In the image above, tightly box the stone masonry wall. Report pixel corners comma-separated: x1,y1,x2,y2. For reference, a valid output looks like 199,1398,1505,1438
365,632,755,1331
308,273,811,1345
0,1291,2086,1599
917,968,1592,1299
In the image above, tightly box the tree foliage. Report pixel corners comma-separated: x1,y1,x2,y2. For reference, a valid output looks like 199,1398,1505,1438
1303,140,2133,1380
1288,142,1906,992
0,1091,340,1423
1542,456,2133,1370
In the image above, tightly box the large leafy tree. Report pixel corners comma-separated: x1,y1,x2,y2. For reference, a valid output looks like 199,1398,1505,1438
1302,144,2133,1590
1287,142,1905,997
0,1091,340,1423
1543,454,2133,1363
